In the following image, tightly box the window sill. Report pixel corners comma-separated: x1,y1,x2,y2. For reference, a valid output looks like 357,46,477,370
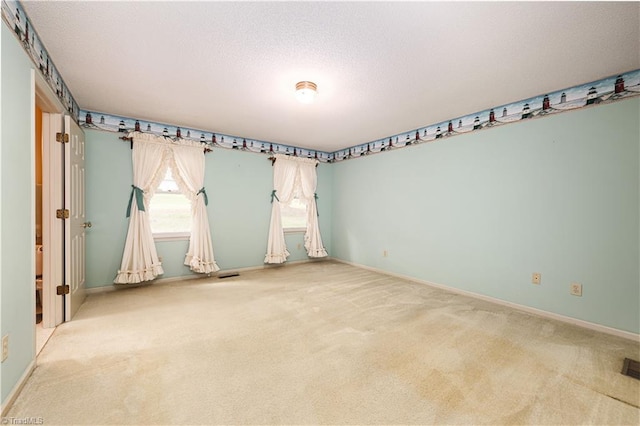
284,227,306,234
153,232,190,241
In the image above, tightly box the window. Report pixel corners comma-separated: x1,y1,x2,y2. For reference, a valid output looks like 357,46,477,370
280,189,307,231
149,168,191,239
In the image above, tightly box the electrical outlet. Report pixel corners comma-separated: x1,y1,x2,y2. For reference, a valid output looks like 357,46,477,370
532,273,541,285
297,243,302,250
383,250,388,258
570,282,582,296
2,335,8,362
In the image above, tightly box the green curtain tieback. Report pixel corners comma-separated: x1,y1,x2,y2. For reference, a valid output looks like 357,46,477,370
126,185,145,217
270,190,279,203
314,192,319,217
197,187,209,206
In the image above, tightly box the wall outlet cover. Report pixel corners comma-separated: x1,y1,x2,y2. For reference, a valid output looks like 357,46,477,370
532,273,541,285
570,282,583,296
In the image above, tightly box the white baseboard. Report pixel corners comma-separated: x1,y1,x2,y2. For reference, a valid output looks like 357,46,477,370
85,258,326,295
331,258,639,342
1,359,36,416
86,273,205,294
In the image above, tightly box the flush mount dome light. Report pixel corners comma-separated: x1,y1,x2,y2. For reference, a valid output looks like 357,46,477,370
295,81,317,104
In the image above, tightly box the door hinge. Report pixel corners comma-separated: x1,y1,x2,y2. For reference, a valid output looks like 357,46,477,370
56,285,70,295
56,132,69,143
56,209,70,219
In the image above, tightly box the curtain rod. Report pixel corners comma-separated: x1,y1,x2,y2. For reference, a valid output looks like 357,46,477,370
268,156,318,167
119,135,212,153
118,135,315,163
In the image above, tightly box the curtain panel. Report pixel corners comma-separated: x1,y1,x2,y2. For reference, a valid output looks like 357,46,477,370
114,132,219,284
298,161,327,258
114,134,169,284
264,154,327,264
171,143,219,274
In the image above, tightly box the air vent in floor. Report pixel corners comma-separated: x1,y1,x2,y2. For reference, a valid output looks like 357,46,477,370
621,358,640,380
218,273,240,279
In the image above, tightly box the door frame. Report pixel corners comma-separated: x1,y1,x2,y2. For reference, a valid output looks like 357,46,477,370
36,73,65,328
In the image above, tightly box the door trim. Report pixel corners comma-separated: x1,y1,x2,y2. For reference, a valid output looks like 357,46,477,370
37,69,65,328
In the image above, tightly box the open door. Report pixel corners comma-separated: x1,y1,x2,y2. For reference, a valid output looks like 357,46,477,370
64,115,86,320
42,112,65,327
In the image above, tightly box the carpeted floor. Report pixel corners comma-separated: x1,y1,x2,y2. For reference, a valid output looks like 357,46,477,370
8,260,640,425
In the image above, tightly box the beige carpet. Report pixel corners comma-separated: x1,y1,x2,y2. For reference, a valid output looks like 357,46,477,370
8,260,640,425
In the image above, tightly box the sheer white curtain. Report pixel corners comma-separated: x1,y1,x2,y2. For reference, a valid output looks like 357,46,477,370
114,133,168,284
264,155,298,263
298,161,328,257
265,154,327,263
171,141,220,273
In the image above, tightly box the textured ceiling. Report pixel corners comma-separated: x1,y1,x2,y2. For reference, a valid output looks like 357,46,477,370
21,1,640,152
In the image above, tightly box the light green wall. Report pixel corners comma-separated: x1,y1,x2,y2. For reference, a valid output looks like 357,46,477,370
331,98,640,334
85,129,332,288
1,24,35,403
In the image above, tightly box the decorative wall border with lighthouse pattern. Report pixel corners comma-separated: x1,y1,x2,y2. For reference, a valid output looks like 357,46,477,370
2,0,80,121
5,0,638,163
79,69,640,163
79,110,334,162
330,69,640,162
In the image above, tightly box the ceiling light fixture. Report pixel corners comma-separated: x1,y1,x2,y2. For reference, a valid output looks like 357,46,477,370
295,81,318,104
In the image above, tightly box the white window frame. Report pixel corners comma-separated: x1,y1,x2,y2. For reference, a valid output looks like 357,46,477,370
153,231,190,241
150,168,191,241
281,191,307,233
284,227,306,234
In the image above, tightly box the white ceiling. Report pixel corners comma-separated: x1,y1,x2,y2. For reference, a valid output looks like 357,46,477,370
22,1,640,152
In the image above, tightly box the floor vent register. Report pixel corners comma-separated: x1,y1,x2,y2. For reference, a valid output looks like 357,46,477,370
621,358,640,380
218,272,240,279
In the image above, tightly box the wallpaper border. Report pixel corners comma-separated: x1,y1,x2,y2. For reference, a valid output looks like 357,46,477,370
1,0,80,121
78,110,334,162
5,0,638,163
79,70,640,164
331,69,640,162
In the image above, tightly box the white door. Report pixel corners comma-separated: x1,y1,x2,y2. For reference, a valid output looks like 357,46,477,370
64,115,86,320
42,113,65,327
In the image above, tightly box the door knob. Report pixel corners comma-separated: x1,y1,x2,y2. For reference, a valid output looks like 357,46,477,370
82,222,92,228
